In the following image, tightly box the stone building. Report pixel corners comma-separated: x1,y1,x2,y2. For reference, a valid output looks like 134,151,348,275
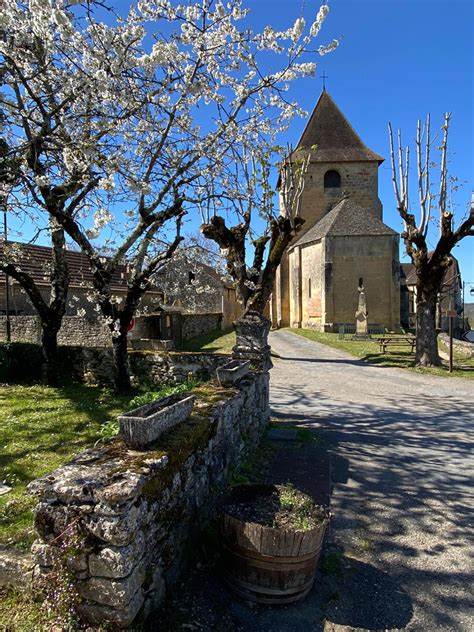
154,252,240,330
0,242,239,346
400,257,463,332
272,90,400,331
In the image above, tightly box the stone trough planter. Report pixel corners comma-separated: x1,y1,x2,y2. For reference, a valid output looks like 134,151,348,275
216,360,250,387
118,393,196,449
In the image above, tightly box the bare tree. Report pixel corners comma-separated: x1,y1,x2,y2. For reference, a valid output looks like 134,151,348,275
389,114,474,366
201,150,309,370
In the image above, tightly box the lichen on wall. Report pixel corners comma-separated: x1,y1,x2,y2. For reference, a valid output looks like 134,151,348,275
27,373,270,628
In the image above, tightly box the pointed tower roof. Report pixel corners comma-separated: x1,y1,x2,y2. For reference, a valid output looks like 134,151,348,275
296,91,384,163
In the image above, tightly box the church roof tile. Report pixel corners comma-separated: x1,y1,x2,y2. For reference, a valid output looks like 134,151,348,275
289,197,398,249
296,91,384,164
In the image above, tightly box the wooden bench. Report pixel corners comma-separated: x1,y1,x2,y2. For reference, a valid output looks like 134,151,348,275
377,336,416,354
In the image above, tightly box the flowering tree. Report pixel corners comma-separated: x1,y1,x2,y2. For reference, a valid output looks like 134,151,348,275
389,114,474,366
0,0,185,389
1,0,337,390
0,1,130,385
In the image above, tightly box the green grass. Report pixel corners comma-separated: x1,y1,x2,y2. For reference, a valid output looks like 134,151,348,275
287,328,474,379
180,328,235,353
0,380,200,548
0,384,134,548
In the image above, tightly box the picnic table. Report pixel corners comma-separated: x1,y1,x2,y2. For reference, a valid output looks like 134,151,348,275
377,335,416,354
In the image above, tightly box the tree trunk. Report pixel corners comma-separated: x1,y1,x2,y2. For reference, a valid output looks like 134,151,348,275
112,331,132,393
233,310,272,372
41,320,60,387
415,290,441,366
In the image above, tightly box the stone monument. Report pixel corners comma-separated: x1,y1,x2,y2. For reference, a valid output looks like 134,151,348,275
354,277,369,339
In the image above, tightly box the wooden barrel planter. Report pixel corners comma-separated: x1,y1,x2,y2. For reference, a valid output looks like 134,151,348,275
220,485,329,604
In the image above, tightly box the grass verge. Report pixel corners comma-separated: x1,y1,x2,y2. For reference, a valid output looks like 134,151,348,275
286,328,474,379
0,380,197,549
180,329,235,354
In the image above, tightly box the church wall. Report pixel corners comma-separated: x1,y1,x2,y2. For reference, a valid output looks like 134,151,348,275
277,160,384,328
276,251,291,327
300,241,324,328
330,235,400,329
288,247,302,327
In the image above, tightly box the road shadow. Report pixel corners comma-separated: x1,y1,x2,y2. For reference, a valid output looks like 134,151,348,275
317,546,413,630
149,539,413,632
269,381,473,630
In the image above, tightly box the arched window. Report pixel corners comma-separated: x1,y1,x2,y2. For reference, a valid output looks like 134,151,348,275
324,170,341,189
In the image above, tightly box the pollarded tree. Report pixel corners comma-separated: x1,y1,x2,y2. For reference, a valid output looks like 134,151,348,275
389,114,473,366
201,148,310,370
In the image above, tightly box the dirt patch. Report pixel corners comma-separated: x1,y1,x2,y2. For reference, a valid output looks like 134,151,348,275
223,484,329,531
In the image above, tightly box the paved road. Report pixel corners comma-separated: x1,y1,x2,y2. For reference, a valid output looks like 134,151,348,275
269,329,474,632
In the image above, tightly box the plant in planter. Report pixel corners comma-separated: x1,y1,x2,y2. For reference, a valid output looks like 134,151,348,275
216,360,251,387
118,393,196,450
220,484,330,604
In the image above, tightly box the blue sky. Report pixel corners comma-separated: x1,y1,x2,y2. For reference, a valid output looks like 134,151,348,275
7,0,473,291
245,0,473,286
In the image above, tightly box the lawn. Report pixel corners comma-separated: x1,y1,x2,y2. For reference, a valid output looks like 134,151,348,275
180,328,235,354
0,384,133,548
287,328,474,379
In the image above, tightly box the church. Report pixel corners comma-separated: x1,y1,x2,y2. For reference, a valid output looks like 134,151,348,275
272,90,401,332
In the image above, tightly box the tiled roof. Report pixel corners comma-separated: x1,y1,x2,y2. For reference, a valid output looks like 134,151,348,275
400,257,461,288
296,91,384,164
289,197,398,249
400,263,417,286
0,241,138,293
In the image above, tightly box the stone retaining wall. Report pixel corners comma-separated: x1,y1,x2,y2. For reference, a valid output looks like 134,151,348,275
181,312,223,341
0,342,230,386
0,313,223,348
27,374,270,628
130,351,229,385
438,332,474,358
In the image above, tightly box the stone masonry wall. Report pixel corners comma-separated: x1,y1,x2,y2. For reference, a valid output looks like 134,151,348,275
130,351,230,385
181,312,222,341
0,342,230,386
0,315,111,347
439,332,474,358
27,373,270,628
0,313,224,347
0,315,41,343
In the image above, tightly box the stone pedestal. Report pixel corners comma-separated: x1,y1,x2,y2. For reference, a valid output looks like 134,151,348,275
232,311,272,372
353,282,369,340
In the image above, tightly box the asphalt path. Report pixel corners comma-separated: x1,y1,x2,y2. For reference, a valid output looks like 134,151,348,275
268,329,474,632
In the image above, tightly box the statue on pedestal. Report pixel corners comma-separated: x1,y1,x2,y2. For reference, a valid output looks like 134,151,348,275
354,277,369,338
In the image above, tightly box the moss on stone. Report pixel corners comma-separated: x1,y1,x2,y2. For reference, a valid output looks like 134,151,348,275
139,382,240,502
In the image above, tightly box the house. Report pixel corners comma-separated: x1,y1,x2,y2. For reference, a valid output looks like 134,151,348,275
0,242,239,347
400,258,463,332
